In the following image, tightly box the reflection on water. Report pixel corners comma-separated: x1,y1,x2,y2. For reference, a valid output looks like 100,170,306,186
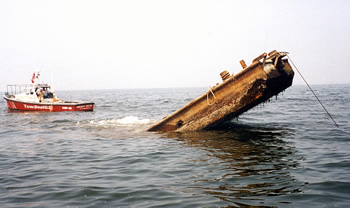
168,124,305,207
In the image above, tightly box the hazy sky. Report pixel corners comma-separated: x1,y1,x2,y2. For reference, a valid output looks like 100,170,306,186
1,0,349,90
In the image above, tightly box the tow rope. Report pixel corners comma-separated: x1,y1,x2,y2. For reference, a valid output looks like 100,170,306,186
287,54,339,128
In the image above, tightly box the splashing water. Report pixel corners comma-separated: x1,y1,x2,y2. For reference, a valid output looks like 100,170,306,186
78,116,151,127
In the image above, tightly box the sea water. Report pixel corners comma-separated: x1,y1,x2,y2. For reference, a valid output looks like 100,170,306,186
0,85,349,207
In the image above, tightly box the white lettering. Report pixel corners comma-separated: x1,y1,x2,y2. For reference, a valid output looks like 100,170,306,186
23,104,50,110
76,105,93,109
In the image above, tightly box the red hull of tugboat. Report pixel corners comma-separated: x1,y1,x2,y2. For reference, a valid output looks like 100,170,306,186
4,98,94,112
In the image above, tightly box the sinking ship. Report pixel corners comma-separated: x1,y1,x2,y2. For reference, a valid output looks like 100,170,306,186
148,50,294,132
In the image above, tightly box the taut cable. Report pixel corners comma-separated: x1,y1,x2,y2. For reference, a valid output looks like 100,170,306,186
287,54,339,128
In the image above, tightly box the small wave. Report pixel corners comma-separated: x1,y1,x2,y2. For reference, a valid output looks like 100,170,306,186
78,116,152,128
113,116,151,125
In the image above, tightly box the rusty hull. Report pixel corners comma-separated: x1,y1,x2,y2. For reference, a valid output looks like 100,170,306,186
148,50,294,132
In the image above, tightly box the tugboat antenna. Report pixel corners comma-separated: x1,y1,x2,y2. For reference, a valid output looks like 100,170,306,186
286,54,339,128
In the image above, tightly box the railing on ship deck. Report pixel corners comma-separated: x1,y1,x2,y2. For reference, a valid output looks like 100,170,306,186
6,84,34,95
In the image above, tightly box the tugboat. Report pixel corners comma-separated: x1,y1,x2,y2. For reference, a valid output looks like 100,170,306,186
3,71,94,112
148,50,294,132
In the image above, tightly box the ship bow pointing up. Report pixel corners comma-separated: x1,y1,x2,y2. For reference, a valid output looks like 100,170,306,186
148,50,294,132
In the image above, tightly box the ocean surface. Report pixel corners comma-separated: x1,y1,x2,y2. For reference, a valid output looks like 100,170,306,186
0,84,349,207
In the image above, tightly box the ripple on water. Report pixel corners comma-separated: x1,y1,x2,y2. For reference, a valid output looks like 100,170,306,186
1,86,350,207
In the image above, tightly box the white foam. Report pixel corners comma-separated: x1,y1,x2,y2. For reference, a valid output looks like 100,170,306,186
115,116,151,125
78,116,152,128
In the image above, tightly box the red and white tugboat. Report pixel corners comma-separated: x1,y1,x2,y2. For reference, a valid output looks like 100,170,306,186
3,71,94,112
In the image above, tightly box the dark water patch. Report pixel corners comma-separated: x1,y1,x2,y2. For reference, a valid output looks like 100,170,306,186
164,129,305,206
